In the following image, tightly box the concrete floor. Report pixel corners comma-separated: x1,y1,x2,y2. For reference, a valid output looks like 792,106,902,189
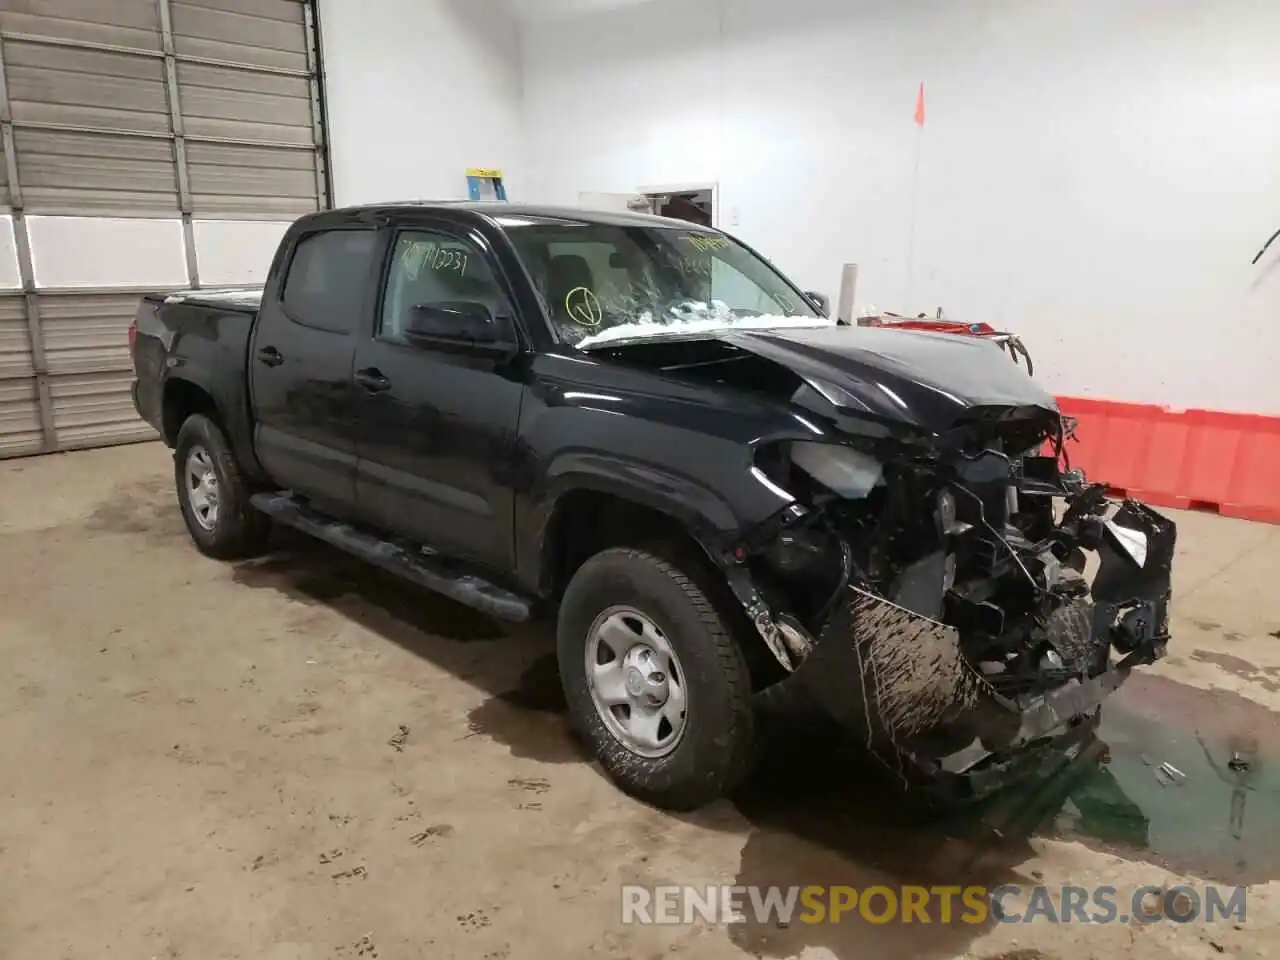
2,442,1279,960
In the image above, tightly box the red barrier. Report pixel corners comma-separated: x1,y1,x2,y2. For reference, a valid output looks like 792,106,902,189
1053,397,1280,525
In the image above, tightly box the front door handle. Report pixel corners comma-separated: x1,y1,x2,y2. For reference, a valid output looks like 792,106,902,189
354,367,392,393
257,346,283,367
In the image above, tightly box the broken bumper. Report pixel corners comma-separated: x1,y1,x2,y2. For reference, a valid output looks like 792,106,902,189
776,500,1175,801
925,643,1162,801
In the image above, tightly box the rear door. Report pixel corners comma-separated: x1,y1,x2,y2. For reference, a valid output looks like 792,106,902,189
249,226,379,513
352,223,525,571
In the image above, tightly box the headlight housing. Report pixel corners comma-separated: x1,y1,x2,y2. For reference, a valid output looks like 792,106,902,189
791,441,883,498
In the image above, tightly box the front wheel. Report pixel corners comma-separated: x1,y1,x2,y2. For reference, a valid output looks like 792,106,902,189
174,414,269,560
557,547,754,810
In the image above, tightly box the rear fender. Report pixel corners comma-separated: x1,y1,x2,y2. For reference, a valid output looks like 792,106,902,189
162,371,265,482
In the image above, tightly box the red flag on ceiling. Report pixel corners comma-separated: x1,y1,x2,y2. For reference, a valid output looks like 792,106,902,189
914,82,926,126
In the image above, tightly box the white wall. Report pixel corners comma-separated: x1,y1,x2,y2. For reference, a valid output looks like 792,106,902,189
521,0,1280,413
318,0,523,205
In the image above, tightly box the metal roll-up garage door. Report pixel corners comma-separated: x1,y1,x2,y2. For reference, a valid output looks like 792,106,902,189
0,0,329,458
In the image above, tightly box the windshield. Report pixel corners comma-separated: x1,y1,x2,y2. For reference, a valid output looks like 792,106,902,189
504,221,832,348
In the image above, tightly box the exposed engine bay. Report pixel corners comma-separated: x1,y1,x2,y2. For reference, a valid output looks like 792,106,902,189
585,326,1177,799
735,412,1175,797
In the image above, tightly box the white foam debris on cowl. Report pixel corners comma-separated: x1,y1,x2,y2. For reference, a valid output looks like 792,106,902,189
575,299,836,349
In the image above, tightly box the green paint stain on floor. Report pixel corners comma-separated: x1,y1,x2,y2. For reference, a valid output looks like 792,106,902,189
970,672,1280,885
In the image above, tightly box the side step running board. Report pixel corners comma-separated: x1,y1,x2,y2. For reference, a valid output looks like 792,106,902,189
250,492,533,623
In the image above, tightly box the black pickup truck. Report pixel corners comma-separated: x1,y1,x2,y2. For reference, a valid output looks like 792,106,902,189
131,202,1175,810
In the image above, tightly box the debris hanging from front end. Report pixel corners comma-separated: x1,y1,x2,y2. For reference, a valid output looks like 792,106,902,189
839,588,984,744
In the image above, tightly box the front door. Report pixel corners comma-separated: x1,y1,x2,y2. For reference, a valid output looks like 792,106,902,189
353,226,525,572
249,225,379,513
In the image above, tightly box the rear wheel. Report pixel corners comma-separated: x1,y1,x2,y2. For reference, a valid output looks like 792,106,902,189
174,414,269,559
557,547,754,810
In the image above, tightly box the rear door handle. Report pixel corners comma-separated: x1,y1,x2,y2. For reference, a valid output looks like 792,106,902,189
257,346,283,367
354,367,392,393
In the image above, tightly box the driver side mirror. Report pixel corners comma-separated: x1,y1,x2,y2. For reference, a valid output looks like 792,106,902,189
804,291,830,316
404,301,519,358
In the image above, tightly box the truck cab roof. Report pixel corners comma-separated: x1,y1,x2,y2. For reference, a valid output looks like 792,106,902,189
298,201,717,233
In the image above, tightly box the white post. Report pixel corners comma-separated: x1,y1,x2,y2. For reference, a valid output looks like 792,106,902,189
836,263,859,324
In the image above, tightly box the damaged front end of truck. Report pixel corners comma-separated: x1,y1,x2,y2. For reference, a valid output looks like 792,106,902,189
731,434,1173,800
681,330,1174,801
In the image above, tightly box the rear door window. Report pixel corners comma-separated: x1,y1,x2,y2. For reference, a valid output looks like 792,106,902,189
281,229,378,333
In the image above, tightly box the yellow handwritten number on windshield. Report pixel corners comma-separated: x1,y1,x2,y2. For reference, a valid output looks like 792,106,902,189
565,286,603,327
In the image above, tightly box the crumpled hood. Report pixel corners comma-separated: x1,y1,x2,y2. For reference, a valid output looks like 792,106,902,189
716,324,1059,432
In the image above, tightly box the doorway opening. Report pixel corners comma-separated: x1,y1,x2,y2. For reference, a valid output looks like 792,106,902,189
577,183,718,227
644,188,713,226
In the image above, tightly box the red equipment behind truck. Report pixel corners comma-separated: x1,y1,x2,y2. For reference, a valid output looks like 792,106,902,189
856,313,1035,377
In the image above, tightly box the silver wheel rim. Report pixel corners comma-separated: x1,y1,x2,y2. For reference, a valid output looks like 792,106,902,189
584,606,688,759
184,445,220,532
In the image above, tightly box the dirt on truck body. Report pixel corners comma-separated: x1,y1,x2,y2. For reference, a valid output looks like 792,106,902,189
131,201,1175,810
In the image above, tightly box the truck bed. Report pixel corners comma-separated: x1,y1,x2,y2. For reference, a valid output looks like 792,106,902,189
148,286,264,314
132,286,262,470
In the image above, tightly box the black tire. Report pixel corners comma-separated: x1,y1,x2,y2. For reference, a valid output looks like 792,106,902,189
557,547,754,810
173,414,270,560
